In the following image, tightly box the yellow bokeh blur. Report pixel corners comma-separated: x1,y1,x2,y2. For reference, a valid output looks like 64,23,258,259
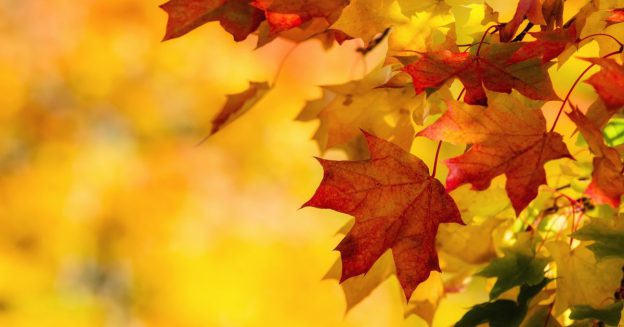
0,1,433,326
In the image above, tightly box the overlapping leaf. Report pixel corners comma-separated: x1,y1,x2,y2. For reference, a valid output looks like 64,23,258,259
499,0,546,42
572,216,624,260
417,92,572,215
160,0,265,41
323,250,395,311
297,66,422,153
252,0,349,33
510,26,577,63
569,302,623,326
567,108,624,207
303,131,464,299
330,0,408,42
546,241,624,316
478,233,548,299
606,8,624,25
455,278,551,327
403,42,559,105
160,0,351,42
208,81,270,136
583,57,624,110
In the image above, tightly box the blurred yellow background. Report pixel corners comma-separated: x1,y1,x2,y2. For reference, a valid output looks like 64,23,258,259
0,0,614,326
0,1,434,326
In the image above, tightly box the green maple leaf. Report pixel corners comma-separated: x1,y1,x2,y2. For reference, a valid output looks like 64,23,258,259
478,234,549,299
455,278,551,327
571,216,624,260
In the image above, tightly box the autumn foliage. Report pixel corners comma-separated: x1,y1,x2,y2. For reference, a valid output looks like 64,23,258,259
161,0,624,325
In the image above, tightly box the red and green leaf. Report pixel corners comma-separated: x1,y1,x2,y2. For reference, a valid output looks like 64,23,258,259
417,92,572,215
402,42,559,105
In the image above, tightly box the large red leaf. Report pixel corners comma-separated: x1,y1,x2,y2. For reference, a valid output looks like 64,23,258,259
303,131,464,299
160,0,265,41
402,42,559,106
583,57,624,110
567,108,624,208
417,93,572,215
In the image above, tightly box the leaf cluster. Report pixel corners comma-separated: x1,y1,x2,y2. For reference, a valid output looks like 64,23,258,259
160,0,624,325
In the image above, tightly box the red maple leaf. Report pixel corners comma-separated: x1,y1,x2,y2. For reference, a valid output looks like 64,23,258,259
606,8,624,25
160,0,265,41
500,0,546,42
567,108,624,208
402,42,559,106
417,93,572,215
510,26,577,63
303,131,464,299
251,0,349,33
582,57,624,110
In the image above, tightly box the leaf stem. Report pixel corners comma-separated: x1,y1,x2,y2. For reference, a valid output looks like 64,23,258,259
577,33,624,48
543,301,555,327
511,22,534,42
476,25,499,57
456,87,466,101
431,141,443,178
549,50,622,133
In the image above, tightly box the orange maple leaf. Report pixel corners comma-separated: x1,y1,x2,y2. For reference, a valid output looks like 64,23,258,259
303,131,464,299
567,108,624,208
418,93,572,215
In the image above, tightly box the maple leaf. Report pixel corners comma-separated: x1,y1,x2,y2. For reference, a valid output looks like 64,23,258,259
567,108,624,207
569,302,624,326
572,216,624,260
403,271,445,325
297,66,421,154
208,81,270,136
396,0,450,17
330,0,408,43
251,0,349,33
417,92,572,215
606,8,624,25
325,248,447,323
500,0,546,42
546,241,624,316
583,57,624,110
455,278,551,327
541,0,564,31
160,0,265,41
303,131,464,299
521,297,562,327
402,42,559,105
437,216,502,265
477,233,548,299
510,26,577,63
585,97,617,129
323,251,395,311
255,18,351,49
